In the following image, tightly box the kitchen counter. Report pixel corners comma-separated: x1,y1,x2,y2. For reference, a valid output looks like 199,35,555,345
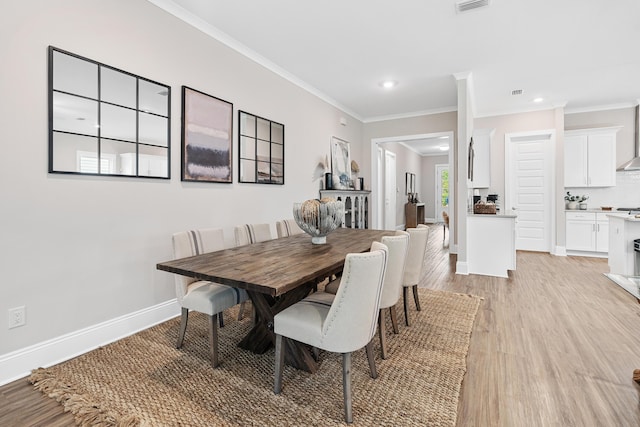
467,213,517,278
608,215,640,276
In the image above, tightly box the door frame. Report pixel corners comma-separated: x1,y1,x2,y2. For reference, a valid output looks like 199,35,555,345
384,150,397,230
371,132,455,252
504,129,556,253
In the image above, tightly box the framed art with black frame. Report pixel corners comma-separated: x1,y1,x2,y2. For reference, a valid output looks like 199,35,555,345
181,86,233,182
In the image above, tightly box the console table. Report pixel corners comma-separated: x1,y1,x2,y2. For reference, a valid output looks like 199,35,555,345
320,190,370,229
405,203,425,228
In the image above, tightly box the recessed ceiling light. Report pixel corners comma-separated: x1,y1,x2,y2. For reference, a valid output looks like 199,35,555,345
533,97,544,103
380,80,397,89
439,146,449,151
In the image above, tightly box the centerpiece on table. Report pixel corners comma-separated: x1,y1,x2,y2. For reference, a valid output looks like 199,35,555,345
564,192,589,210
293,198,344,244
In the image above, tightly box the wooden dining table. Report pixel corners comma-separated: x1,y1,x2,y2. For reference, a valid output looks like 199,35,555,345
157,227,395,373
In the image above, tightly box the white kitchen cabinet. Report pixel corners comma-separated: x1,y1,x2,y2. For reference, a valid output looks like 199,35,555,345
471,129,493,189
564,127,620,187
608,214,640,275
565,211,609,254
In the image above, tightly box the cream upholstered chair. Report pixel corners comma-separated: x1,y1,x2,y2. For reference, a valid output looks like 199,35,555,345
324,232,409,359
274,243,388,424
402,227,430,327
442,211,450,246
276,218,304,238
375,231,409,359
172,228,249,368
234,223,273,246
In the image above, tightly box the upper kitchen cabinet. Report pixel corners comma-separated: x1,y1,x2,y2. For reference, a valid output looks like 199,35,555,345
564,127,620,187
471,128,493,188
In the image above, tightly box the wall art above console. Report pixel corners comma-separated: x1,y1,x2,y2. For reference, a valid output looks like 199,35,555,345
48,46,171,179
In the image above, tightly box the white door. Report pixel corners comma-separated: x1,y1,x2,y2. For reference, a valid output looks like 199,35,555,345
435,164,449,222
377,146,383,229
506,132,553,252
384,150,396,230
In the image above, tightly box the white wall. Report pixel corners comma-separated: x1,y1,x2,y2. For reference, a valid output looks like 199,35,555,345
0,0,362,362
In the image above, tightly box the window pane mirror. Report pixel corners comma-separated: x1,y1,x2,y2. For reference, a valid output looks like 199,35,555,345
49,46,171,178
238,110,284,184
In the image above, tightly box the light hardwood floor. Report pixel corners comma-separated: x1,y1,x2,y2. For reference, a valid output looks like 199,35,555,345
2,224,640,426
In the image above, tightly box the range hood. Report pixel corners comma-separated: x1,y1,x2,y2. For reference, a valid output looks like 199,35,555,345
617,105,640,171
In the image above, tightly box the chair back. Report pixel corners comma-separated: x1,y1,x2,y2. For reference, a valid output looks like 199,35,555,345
403,227,430,287
172,228,225,303
379,231,410,309
276,218,304,238
443,211,449,226
234,223,273,246
321,242,388,353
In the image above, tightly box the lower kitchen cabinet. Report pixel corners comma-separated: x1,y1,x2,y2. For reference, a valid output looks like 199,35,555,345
565,211,608,255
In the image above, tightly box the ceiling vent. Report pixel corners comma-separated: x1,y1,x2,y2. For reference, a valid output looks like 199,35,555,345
511,89,524,96
456,0,490,13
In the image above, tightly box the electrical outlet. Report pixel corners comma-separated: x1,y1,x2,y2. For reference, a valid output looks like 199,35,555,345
8,306,26,329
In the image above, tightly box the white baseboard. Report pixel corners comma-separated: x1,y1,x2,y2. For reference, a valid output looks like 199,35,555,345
0,299,180,386
554,246,567,256
455,261,469,275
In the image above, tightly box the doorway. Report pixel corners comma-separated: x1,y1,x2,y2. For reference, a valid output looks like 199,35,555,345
435,164,449,223
505,130,555,252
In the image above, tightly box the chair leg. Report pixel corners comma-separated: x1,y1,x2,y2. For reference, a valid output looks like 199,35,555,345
219,311,224,328
342,352,353,424
312,346,320,361
365,341,378,379
443,224,446,245
209,314,219,368
403,287,411,327
389,306,399,334
378,310,387,359
176,307,189,348
412,285,421,311
274,334,285,394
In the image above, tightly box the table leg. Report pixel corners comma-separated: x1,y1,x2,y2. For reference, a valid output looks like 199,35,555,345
238,283,318,373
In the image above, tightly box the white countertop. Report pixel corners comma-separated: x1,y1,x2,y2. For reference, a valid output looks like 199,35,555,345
606,212,640,222
468,211,517,218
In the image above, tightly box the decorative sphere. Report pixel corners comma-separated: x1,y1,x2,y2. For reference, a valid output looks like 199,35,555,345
293,199,344,244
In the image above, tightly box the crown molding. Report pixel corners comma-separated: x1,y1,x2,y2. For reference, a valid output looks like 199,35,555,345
363,106,458,123
564,102,637,114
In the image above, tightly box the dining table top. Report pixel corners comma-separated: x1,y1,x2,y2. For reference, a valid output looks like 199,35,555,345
157,227,395,297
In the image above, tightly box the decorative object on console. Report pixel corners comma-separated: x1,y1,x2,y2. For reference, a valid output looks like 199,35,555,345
49,46,171,178
238,111,284,184
182,86,232,182
473,200,496,214
330,137,352,189
293,198,344,244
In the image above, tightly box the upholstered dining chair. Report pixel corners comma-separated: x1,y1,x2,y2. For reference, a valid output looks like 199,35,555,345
442,211,450,246
276,218,304,238
172,228,249,368
234,223,273,246
402,227,430,327
325,231,409,359
273,243,388,424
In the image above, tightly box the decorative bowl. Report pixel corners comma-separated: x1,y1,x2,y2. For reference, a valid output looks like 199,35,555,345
293,198,344,244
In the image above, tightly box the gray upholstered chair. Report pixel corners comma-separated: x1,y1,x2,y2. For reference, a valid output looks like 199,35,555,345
375,231,409,358
172,228,249,368
276,218,304,238
324,231,409,359
402,227,430,326
273,243,388,424
234,223,273,246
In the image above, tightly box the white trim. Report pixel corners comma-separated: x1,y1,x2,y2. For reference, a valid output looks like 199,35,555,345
565,102,637,115
147,0,362,122
0,299,180,386
554,246,567,256
363,106,458,123
455,261,469,275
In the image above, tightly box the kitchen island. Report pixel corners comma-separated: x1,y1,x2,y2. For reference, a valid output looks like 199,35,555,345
607,213,640,276
468,212,517,278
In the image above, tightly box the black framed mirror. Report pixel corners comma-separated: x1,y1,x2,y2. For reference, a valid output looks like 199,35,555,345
238,110,284,184
48,46,171,178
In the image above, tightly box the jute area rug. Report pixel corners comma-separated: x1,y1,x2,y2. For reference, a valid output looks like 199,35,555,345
30,289,481,426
